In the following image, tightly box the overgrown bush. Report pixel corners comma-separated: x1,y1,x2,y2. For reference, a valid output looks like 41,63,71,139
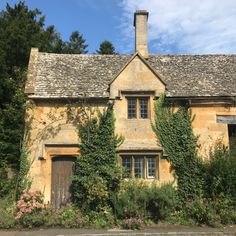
86,208,115,228
121,218,144,230
43,205,84,228
204,142,236,203
72,105,123,213
112,180,177,222
0,197,16,229
172,196,236,226
147,182,177,221
0,161,15,198
112,181,149,219
15,191,84,228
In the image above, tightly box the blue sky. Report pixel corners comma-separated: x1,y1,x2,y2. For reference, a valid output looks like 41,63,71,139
1,0,236,54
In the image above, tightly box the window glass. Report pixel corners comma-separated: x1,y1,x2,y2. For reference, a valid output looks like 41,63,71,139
139,98,148,119
121,155,158,179
134,157,144,178
122,157,132,177
147,157,156,178
127,98,137,119
228,124,236,150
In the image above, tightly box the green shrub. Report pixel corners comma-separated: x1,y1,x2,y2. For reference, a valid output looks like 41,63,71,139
112,180,149,219
147,182,177,221
73,173,110,212
112,180,177,222
19,211,45,228
0,161,16,198
0,198,16,229
168,210,195,226
15,201,84,228
52,205,84,228
179,196,236,227
121,218,144,230
205,143,236,203
86,207,115,228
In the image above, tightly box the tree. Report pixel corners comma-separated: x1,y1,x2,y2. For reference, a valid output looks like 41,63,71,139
0,1,88,172
39,25,66,53
62,31,88,54
96,40,117,54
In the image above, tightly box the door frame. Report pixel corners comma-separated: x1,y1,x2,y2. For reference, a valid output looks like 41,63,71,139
44,144,79,204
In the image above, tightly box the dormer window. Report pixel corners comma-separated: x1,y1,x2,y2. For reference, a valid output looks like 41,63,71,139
127,97,149,119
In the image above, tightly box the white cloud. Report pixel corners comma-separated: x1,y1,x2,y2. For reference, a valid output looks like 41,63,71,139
119,0,236,54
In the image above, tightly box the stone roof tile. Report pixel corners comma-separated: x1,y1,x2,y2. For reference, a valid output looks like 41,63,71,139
26,52,236,98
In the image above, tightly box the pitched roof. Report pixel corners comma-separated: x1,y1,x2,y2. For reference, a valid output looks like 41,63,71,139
148,54,236,97
25,51,236,98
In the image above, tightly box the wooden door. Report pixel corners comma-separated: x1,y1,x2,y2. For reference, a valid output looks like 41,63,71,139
51,156,76,208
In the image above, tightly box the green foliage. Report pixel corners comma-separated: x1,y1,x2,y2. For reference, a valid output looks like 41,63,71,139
112,181,149,219
62,31,88,54
147,182,177,221
15,195,84,229
151,95,236,226
16,148,32,197
86,208,115,228
19,212,44,228
204,143,236,203
0,198,16,229
0,1,89,176
152,94,204,202
96,40,117,54
174,196,236,226
121,218,144,230
0,161,15,198
0,68,26,169
72,105,123,212
15,191,44,222
44,205,84,228
112,180,177,222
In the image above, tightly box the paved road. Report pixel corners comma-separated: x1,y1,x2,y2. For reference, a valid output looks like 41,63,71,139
0,225,236,236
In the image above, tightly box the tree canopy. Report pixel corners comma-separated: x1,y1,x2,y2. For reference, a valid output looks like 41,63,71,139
96,40,117,54
62,31,88,54
0,1,88,171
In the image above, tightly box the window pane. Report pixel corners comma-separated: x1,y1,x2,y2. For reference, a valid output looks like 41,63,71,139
134,157,144,178
122,157,132,177
147,157,156,178
228,124,236,151
139,98,148,119
127,98,137,119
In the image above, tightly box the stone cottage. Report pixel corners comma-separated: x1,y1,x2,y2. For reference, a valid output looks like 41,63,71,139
25,10,236,206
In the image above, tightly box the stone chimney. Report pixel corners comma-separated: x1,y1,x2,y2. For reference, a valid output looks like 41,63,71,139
134,10,149,58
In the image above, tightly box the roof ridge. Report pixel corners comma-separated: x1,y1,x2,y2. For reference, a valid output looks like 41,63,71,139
38,52,131,57
149,54,236,57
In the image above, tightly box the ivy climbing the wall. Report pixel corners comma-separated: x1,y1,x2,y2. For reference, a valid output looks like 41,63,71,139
152,94,204,202
16,147,32,198
72,104,123,213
